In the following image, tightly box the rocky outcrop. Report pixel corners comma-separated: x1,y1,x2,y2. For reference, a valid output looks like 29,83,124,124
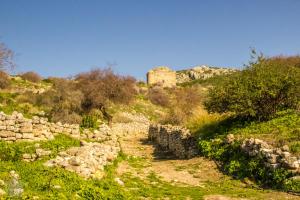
148,124,198,159
176,65,238,83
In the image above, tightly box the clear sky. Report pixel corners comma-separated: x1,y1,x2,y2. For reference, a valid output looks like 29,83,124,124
0,0,300,80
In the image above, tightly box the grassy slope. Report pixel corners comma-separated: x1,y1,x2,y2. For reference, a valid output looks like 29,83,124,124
190,110,300,155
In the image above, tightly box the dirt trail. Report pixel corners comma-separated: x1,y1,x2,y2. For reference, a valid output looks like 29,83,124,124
119,132,223,186
117,131,299,200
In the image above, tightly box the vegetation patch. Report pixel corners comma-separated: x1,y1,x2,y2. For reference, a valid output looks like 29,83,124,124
198,138,300,193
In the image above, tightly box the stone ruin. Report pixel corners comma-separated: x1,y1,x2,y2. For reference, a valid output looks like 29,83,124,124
147,66,177,88
146,65,238,86
0,111,150,178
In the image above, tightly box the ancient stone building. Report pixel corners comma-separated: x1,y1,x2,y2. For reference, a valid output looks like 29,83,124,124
147,66,176,87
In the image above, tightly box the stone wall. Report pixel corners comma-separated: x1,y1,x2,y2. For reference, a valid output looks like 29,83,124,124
148,123,300,175
0,111,81,142
147,66,177,88
239,136,300,172
148,124,198,159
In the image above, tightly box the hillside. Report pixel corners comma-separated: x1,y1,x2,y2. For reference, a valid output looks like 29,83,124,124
0,55,299,199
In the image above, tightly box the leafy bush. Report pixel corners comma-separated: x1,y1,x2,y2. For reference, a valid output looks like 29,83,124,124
205,54,300,121
0,70,10,89
20,71,42,83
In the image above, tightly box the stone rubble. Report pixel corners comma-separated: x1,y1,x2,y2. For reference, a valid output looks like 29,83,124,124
8,171,24,197
43,112,150,178
241,137,300,172
44,140,120,178
22,148,52,162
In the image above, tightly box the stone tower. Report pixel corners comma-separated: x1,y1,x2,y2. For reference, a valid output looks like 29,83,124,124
147,66,176,87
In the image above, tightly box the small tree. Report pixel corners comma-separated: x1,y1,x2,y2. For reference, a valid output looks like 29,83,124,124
0,42,14,89
0,42,15,72
205,54,300,121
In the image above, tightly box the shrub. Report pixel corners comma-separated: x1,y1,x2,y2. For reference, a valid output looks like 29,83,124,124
0,70,10,89
148,87,170,107
76,68,136,110
205,54,300,121
39,78,84,123
80,115,99,129
20,71,42,83
160,86,202,125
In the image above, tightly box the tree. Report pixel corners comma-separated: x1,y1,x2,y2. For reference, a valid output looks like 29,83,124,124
0,42,15,71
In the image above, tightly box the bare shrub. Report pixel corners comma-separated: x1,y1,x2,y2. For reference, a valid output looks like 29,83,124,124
38,78,84,123
20,71,42,83
160,86,202,125
75,68,136,124
148,87,170,107
51,111,82,124
0,71,10,89
76,68,136,107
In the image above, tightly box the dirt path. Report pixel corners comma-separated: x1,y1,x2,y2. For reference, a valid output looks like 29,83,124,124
117,131,300,200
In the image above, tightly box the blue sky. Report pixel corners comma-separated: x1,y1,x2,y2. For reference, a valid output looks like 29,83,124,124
0,0,300,80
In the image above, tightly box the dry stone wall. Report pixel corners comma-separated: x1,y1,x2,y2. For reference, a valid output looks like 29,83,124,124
239,136,300,173
0,111,80,142
148,124,198,159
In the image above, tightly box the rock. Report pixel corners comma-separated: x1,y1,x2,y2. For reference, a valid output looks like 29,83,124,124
0,188,6,196
282,145,290,152
69,157,81,166
53,185,61,189
0,179,4,186
114,177,124,186
225,134,235,144
36,148,51,157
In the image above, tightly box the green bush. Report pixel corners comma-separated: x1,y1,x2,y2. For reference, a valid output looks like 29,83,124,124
205,54,300,121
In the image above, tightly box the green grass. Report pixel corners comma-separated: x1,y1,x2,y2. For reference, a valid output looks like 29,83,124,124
0,134,81,162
